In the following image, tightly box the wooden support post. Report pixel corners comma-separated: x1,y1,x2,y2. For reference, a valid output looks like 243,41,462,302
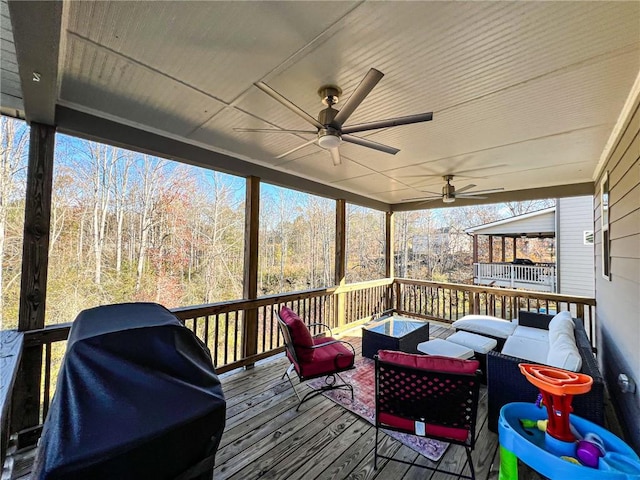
472,235,478,263
242,176,260,368
335,199,346,326
385,211,394,279
385,212,394,311
489,235,494,263
12,123,55,431
501,237,506,262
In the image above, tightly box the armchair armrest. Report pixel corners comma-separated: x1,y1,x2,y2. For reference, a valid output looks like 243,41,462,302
306,322,333,337
487,346,605,433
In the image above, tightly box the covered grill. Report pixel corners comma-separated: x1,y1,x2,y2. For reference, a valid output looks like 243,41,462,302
33,302,226,480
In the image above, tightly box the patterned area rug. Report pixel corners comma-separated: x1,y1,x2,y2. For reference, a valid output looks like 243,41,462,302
307,357,449,462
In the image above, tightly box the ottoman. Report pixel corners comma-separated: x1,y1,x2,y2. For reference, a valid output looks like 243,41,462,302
446,331,498,382
416,338,474,360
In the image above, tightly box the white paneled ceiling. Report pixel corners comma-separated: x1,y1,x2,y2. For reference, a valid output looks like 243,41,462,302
3,1,640,207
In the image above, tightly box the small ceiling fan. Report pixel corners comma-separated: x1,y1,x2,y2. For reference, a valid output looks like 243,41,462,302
235,68,433,165
403,175,504,204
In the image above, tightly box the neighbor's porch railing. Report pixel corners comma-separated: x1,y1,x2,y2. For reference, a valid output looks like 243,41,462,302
473,262,557,292
3,277,595,450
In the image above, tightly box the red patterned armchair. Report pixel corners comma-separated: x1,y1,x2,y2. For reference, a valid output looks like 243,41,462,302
374,350,481,479
276,306,355,410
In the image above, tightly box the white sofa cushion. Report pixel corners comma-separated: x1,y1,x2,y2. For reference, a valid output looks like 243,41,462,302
447,331,498,354
501,335,549,364
452,315,517,339
548,311,575,344
512,325,550,342
547,332,582,371
417,338,475,359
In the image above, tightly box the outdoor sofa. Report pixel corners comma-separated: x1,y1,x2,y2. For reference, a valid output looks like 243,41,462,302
459,310,604,432
453,311,604,432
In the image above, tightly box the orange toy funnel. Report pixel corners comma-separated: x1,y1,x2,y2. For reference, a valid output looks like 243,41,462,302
519,364,593,442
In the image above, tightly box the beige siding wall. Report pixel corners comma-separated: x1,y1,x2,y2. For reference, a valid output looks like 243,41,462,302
557,196,595,297
594,90,640,450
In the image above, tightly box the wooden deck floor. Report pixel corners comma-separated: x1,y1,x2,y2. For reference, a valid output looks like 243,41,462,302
212,322,509,480
10,321,624,479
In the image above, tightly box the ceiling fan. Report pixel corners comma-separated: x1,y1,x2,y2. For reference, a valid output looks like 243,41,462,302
235,68,433,165
403,175,504,204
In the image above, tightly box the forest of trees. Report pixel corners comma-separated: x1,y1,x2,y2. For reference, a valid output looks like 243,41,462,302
0,116,553,328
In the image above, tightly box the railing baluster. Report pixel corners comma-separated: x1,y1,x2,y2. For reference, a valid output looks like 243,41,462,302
42,342,52,421
234,312,240,362
214,314,220,367
224,312,230,365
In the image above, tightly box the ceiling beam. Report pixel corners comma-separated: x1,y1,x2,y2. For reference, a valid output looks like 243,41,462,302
7,0,62,125
391,182,595,212
55,106,390,211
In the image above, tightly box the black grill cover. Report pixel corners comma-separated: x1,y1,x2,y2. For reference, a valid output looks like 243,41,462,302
32,302,226,480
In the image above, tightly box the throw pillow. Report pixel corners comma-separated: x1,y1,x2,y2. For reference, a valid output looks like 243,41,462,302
547,331,582,372
548,311,575,344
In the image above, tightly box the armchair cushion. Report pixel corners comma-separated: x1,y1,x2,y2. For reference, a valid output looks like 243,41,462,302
279,306,313,362
377,413,470,442
298,337,355,377
377,350,480,374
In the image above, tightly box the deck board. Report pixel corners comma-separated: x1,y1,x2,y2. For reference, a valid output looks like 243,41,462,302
7,320,619,480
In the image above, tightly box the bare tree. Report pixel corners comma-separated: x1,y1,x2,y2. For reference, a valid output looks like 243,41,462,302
134,156,165,292
113,152,132,275
504,199,555,216
0,117,28,321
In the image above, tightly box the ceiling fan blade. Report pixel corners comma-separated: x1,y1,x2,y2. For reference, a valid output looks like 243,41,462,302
341,112,433,134
332,68,384,127
415,189,442,196
460,187,505,195
455,184,476,194
234,128,316,134
402,195,441,202
342,134,399,155
330,148,341,166
275,138,318,159
255,82,324,129
455,194,488,199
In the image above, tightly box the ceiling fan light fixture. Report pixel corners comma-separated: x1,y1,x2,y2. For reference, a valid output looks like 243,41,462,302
317,129,342,149
443,195,456,204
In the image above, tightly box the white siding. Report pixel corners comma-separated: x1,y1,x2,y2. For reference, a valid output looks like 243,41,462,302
557,196,595,297
594,86,640,451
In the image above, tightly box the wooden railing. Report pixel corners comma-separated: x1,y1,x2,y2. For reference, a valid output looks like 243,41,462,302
394,277,596,345
3,277,595,443
473,262,557,292
172,278,393,373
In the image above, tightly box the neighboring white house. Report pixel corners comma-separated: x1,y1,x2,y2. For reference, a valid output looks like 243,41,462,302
465,196,595,296
556,196,596,297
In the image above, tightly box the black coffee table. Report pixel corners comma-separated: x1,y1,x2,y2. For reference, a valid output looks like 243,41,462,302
362,315,430,358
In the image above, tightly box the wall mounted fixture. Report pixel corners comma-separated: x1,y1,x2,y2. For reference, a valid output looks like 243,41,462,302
618,373,636,394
